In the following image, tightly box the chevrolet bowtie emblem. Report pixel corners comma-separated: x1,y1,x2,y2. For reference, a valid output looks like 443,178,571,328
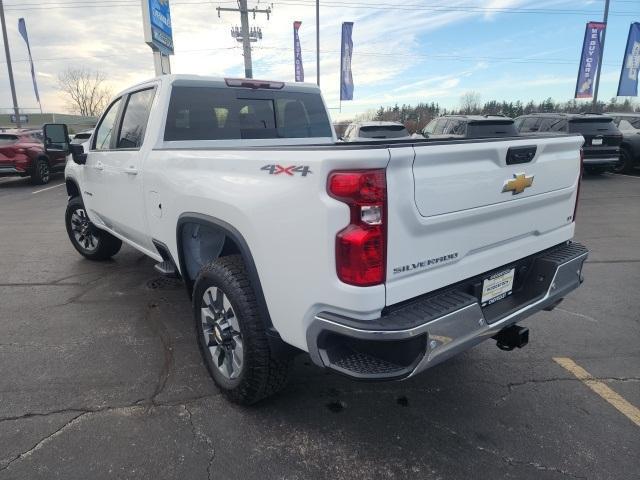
502,173,534,195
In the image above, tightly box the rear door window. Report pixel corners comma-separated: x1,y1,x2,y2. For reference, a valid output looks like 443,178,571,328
422,119,437,135
117,88,155,149
519,117,541,133
164,86,332,141
432,119,449,134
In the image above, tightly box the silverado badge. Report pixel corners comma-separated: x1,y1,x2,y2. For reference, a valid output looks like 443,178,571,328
502,173,534,195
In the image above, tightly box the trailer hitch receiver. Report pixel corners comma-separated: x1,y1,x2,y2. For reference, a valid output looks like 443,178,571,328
494,325,529,351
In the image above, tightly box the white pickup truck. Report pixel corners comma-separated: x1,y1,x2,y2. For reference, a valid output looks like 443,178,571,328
43,75,588,405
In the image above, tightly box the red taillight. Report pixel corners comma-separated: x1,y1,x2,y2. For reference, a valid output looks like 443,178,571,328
328,169,386,286
573,148,583,222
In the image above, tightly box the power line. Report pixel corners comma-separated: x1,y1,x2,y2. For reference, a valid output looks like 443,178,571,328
4,0,639,16
0,44,624,68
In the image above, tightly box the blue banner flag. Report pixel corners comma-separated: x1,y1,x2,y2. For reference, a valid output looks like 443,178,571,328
575,22,606,99
17,18,40,104
340,22,354,101
293,21,304,82
617,22,640,97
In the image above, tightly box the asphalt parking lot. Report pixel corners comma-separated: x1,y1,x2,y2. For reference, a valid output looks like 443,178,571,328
0,171,638,480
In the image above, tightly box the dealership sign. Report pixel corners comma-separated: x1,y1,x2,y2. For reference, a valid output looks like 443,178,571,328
142,0,174,55
575,21,606,99
617,22,640,97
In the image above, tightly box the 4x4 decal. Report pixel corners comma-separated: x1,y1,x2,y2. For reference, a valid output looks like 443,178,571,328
261,164,312,177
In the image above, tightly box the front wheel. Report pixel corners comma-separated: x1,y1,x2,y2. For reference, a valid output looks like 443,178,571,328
65,197,122,260
193,255,292,405
30,158,50,185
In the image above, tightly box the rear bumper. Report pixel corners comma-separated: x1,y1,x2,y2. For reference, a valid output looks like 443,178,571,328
307,241,588,380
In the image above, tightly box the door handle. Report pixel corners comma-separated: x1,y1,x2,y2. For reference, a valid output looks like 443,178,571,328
94,161,104,171
124,167,138,175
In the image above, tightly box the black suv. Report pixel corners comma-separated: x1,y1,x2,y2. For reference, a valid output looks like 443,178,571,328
514,113,623,174
607,113,640,174
422,115,518,139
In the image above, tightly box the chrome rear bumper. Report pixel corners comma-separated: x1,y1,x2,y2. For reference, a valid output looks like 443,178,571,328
307,242,588,380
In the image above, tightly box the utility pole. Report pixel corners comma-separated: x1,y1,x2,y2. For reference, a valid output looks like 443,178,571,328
217,1,271,79
592,0,609,109
316,0,320,86
0,0,21,128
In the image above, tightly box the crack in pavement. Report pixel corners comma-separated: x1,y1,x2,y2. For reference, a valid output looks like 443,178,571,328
141,301,175,406
475,446,587,479
0,396,218,475
424,419,586,479
494,376,640,405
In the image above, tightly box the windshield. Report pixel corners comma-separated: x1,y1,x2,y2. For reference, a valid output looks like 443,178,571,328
0,134,18,146
568,118,619,135
165,86,332,141
359,125,409,139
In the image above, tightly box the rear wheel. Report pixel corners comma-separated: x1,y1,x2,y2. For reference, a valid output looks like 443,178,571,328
30,158,50,185
612,149,634,174
65,197,122,260
193,255,292,405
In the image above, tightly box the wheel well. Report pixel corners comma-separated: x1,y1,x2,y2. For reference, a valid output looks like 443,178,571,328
178,221,242,286
176,214,285,347
66,179,80,198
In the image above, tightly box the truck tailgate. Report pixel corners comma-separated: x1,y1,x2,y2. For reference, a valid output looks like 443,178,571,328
385,135,583,306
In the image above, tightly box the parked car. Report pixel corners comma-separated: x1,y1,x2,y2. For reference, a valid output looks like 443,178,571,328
422,115,518,139
514,113,622,174
607,113,640,174
71,129,94,145
0,130,67,184
342,121,411,141
43,74,587,404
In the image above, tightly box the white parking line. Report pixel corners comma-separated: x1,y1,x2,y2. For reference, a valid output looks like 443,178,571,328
32,183,64,194
554,357,640,428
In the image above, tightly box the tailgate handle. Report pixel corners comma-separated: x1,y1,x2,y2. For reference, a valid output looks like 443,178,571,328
506,146,537,165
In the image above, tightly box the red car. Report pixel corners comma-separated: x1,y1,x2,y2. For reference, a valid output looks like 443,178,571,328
0,129,67,184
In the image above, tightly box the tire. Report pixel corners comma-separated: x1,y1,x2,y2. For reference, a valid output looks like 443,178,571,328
65,196,122,260
30,157,50,185
612,149,634,174
193,255,292,405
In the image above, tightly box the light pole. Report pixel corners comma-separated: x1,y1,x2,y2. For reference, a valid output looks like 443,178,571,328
592,0,610,109
316,0,320,86
0,0,21,128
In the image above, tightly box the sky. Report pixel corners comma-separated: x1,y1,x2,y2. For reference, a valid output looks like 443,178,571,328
0,0,639,121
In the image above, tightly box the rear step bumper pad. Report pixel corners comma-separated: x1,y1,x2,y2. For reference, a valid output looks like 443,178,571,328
307,242,588,380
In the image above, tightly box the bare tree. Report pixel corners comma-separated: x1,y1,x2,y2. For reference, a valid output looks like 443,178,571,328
459,91,482,115
57,68,113,117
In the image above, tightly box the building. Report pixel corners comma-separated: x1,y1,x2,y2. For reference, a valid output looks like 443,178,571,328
0,113,97,133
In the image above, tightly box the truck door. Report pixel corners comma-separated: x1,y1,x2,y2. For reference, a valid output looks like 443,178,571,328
85,87,156,252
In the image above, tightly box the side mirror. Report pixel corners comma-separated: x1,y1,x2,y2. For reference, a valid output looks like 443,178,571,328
70,143,87,165
43,123,70,155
